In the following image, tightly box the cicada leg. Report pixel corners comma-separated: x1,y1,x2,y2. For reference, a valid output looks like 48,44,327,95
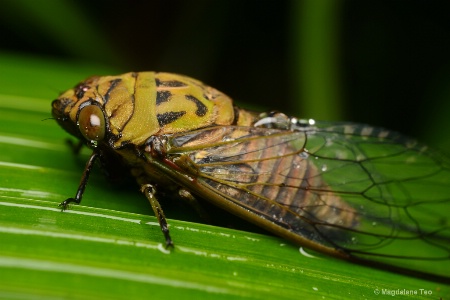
141,184,174,248
59,151,99,210
179,188,212,223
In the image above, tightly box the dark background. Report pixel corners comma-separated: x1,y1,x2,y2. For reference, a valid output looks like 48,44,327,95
2,0,450,152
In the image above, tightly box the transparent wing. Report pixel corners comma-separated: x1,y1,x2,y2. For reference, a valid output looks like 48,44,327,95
167,122,450,277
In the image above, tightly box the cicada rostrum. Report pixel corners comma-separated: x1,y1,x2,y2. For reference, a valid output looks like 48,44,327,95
52,72,450,283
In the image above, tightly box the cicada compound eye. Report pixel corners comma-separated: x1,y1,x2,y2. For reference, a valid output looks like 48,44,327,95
78,105,106,141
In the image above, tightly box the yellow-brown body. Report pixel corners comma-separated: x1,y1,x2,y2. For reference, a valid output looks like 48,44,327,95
52,71,450,283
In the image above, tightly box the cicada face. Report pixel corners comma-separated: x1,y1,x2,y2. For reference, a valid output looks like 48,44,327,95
53,72,450,283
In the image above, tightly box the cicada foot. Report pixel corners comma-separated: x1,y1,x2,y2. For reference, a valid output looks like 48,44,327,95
58,197,79,211
141,184,174,248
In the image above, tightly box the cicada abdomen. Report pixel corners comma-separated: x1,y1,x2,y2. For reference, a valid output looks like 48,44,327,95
52,72,450,283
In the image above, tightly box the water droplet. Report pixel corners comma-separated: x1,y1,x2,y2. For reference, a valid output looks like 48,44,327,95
299,151,309,159
321,164,327,172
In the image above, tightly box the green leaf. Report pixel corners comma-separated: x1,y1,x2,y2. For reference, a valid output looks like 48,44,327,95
0,53,449,299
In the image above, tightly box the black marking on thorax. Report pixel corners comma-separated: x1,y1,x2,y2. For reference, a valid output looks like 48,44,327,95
103,79,122,103
185,95,208,117
157,111,186,127
156,79,187,87
156,90,172,105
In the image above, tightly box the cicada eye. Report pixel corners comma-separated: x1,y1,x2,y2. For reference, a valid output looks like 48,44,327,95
78,105,106,141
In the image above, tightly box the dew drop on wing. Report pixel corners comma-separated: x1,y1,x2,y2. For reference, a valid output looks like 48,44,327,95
299,151,309,159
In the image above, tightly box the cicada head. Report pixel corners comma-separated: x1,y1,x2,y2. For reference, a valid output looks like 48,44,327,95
52,75,111,148
52,72,235,149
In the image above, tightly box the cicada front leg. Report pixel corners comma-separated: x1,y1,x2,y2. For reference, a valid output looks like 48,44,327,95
59,151,99,210
140,184,174,248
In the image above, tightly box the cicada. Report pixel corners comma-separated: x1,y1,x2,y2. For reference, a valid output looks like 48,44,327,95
52,72,450,282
